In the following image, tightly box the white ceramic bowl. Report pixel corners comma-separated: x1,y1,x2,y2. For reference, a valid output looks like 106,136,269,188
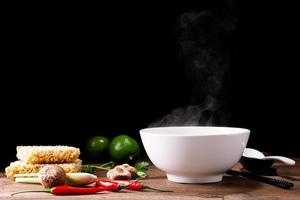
140,126,250,183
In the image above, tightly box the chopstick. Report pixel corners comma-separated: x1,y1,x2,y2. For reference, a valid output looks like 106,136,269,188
227,170,294,189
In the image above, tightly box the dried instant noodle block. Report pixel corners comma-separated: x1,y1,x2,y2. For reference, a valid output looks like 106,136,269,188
16,146,80,164
5,159,82,179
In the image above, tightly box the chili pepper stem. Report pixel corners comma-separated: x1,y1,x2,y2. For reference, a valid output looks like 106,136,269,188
11,189,51,196
118,185,126,190
143,185,173,192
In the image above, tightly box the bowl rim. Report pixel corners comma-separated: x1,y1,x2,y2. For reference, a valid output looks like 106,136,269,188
140,126,250,137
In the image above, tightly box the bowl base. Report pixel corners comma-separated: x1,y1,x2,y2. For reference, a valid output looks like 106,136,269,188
166,174,223,183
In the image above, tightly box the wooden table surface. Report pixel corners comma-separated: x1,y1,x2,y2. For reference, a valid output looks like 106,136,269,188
1,160,299,200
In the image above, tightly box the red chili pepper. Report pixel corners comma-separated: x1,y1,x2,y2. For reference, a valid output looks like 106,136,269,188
11,186,104,196
52,186,104,195
95,180,123,191
109,179,134,186
127,182,172,192
101,180,172,192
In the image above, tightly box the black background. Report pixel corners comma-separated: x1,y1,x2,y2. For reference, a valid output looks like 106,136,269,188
1,1,299,168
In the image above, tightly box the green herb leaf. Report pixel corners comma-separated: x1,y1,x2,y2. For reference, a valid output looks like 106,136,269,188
136,171,147,178
135,161,149,178
135,161,149,172
82,164,95,174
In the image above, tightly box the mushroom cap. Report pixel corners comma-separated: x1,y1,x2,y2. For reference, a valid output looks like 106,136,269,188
38,165,66,188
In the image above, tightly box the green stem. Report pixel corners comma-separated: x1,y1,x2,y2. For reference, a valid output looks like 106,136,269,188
15,177,40,184
143,185,173,192
90,165,111,171
83,161,114,171
11,189,52,196
100,161,114,168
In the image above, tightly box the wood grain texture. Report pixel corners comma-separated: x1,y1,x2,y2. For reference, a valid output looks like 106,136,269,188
1,160,299,200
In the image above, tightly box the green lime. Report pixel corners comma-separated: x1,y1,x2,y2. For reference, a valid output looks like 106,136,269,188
109,135,140,162
86,136,110,158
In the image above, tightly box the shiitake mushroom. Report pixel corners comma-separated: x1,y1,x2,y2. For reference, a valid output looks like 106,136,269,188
38,165,66,188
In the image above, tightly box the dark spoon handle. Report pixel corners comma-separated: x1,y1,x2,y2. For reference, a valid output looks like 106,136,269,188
227,170,294,189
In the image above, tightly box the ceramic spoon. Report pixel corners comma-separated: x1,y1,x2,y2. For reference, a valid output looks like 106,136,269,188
243,148,295,166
